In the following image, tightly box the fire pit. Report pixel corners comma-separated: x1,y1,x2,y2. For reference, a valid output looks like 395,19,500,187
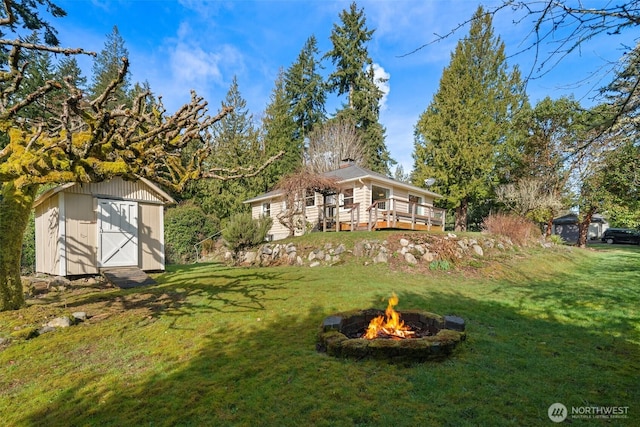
317,295,466,362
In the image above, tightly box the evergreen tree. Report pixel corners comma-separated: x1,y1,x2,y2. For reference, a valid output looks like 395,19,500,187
325,2,391,174
412,6,527,231
88,25,131,107
11,33,56,120
261,68,301,191
284,35,326,143
189,76,261,220
56,56,87,90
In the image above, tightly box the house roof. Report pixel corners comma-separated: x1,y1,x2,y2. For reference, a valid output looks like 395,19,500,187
33,176,176,208
552,213,608,225
244,164,443,204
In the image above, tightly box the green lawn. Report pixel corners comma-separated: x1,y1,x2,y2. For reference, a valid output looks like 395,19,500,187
1,238,638,426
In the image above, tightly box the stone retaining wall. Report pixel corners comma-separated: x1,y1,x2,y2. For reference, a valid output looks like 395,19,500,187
219,233,533,268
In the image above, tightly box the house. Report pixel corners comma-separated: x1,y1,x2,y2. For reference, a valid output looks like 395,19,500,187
33,176,175,276
552,213,609,243
244,162,446,241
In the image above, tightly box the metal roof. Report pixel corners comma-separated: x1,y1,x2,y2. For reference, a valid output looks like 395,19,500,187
244,164,443,203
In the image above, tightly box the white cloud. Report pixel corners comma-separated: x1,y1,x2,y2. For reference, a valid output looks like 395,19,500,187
167,22,244,88
372,63,390,110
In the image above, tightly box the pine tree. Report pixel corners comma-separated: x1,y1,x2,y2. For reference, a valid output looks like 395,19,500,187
325,2,391,174
412,6,526,231
284,35,326,143
88,25,131,107
261,68,301,191
189,76,261,220
56,56,87,90
10,33,57,121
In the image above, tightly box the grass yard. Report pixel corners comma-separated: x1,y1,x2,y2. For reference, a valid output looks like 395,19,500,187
0,235,638,426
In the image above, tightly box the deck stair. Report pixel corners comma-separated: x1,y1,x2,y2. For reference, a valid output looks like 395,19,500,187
101,267,156,289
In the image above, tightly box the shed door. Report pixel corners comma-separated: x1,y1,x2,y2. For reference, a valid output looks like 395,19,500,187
98,199,139,268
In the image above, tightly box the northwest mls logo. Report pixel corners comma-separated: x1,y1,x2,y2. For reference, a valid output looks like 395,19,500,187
548,403,567,423
548,402,630,422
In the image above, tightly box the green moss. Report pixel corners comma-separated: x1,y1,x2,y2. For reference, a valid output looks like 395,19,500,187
9,327,38,340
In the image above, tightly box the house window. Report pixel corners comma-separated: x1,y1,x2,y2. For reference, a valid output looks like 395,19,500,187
262,202,271,217
371,185,389,210
342,188,354,207
305,189,316,207
409,195,422,215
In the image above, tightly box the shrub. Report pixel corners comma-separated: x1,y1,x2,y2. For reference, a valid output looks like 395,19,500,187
165,202,219,264
482,213,540,246
548,234,565,245
222,212,273,254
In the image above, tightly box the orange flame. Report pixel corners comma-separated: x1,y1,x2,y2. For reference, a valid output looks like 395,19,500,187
364,293,415,339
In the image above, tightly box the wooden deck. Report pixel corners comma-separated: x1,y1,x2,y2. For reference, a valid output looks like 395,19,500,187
319,198,446,233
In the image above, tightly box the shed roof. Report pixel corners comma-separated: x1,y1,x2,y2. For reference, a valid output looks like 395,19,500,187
244,164,442,204
552,213,608,225
33,176,175,208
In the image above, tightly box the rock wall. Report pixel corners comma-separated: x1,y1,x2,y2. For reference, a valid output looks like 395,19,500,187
220,233,530,269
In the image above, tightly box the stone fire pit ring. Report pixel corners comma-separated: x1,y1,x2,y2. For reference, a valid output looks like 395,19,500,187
317,309,466,362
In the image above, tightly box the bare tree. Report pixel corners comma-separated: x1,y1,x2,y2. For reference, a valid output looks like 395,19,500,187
0,0,282,310
274,169,339,236
496,177,563,224
305,118,365,173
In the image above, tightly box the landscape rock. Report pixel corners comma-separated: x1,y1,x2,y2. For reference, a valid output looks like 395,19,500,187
404,252,418,265
47,317,72,328
373,252,388,264
244,251,257,265
72,312,88,322
472,244,484,257
38,326,56,335
422,252,435,262
400,238,410,247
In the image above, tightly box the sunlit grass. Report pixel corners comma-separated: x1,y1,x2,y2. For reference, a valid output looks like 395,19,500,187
0,238,638,426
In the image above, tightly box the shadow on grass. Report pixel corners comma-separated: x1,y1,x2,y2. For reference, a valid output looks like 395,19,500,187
17,281,640,426
54,263,308,325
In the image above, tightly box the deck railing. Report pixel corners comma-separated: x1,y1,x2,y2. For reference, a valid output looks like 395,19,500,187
367,198,445,231
318,197,445,232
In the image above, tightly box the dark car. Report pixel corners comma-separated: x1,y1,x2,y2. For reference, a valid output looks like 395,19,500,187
601,228,640,245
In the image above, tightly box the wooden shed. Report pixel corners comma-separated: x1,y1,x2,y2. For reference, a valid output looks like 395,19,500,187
33,176,175,276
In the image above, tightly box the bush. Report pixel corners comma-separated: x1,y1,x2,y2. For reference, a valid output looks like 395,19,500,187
222,212,273,254
548,234,565,245
482,213,540,246
165,202,219,264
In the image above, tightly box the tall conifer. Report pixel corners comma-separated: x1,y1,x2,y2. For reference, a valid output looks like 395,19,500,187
325,2,391,174
261,69,301,191
285,35,326,143
413,6,526,231
89,25,131,106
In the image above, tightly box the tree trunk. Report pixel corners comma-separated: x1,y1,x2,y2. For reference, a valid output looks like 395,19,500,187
545,216,553,237
577,207,595,249
0,182,39,311
454,198,468,232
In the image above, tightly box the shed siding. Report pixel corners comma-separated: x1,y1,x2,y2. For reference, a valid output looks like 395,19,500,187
65,177,164,203
64,193,98,275
35,178,171,276
139,203,165,271
35,193,60,275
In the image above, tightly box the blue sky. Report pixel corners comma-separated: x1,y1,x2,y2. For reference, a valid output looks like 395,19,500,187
53,0,634,173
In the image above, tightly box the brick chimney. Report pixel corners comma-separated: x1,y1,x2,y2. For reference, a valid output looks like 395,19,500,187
340,158,355,168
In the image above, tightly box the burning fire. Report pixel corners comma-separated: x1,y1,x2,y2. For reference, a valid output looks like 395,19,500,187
364,293,415,339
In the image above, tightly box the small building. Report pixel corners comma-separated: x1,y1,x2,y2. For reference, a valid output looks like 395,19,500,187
244,162,446,241
552,213,609,243
33,176,175,276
